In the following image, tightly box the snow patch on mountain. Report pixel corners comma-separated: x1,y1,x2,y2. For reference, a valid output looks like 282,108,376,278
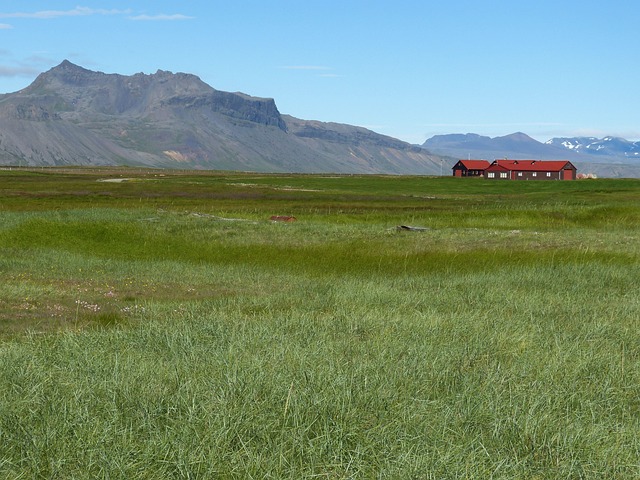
547,136,640,158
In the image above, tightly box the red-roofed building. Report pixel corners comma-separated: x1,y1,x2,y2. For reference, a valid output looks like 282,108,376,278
484,159,577,180
452,160,491,177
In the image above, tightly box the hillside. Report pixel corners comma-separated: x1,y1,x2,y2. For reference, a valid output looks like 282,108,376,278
0,61,444,174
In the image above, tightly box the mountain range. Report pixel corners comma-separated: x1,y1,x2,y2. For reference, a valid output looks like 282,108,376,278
423,133,640,178
2,61,638,178
545,136,640,158
0,60,444,175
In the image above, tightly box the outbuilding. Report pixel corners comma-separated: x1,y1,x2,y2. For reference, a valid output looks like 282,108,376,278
452,159,490,177
484,159,577,180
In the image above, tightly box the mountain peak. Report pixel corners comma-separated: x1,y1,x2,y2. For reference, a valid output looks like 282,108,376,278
57,59,83,69
22,60,217,110
28,59,102,91
50,59,95,76
497,132,536,142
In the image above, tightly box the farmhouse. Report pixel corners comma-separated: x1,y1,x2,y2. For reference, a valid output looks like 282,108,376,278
452,160,490,177
484,159,577,180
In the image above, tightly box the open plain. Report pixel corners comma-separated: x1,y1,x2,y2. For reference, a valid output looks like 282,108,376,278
0,168,638,478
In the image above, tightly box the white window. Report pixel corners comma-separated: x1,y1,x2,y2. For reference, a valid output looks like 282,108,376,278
487,172,495,178
546,172,551,177
532,172,537,177
500,172,508,178
517,172,523,177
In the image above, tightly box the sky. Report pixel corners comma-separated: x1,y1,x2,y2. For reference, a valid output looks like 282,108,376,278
1,0,638,144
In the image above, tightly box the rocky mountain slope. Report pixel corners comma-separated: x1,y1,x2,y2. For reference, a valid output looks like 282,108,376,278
0,60,444,174
423,132,640,178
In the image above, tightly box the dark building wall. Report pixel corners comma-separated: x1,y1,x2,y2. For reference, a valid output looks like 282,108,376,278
484,169,510,179
512,171,561,180
454,168,484,177
485,168,576,180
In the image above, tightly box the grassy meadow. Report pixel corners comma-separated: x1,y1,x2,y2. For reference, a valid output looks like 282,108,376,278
0,168,638,478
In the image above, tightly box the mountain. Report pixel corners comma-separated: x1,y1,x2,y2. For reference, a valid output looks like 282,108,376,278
423,132,640,178
546,136,640,159
0,60,445,174
423,132,569,160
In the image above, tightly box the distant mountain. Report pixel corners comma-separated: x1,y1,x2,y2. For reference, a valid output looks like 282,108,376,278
423,132,569,160
546,136,640,159
0,60,445,174
423,132,640,178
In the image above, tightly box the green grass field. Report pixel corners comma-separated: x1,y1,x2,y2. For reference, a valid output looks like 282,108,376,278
0,168,638,478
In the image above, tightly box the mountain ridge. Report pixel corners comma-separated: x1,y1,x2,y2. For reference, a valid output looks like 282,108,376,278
0,60,445,174
545,136,640,158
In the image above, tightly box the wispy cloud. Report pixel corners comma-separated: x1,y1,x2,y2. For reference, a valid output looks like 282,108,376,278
26,54,58,65
0,7,193,22
281,65,331,71
0,53,59,79
128,14,194,21
0,7,131,19
0,23,12,29
0,65,42,77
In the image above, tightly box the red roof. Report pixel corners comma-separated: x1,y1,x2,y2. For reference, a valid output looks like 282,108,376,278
488,160,574,172
455,160,490,170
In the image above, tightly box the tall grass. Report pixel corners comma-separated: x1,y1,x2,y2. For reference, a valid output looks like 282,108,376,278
0,169,639,478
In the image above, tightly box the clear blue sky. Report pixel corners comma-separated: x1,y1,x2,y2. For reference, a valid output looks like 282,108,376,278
1,1,638,144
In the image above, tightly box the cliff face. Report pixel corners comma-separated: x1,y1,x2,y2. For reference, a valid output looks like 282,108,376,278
164,91,287,130
0,61,444,174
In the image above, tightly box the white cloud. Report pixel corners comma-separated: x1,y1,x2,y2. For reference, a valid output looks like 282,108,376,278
0,53,59,78
0,7,131,19
0,65,41,77
281,66,331,71
0,7,194,22
0,23,12,29
128,14,194,21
